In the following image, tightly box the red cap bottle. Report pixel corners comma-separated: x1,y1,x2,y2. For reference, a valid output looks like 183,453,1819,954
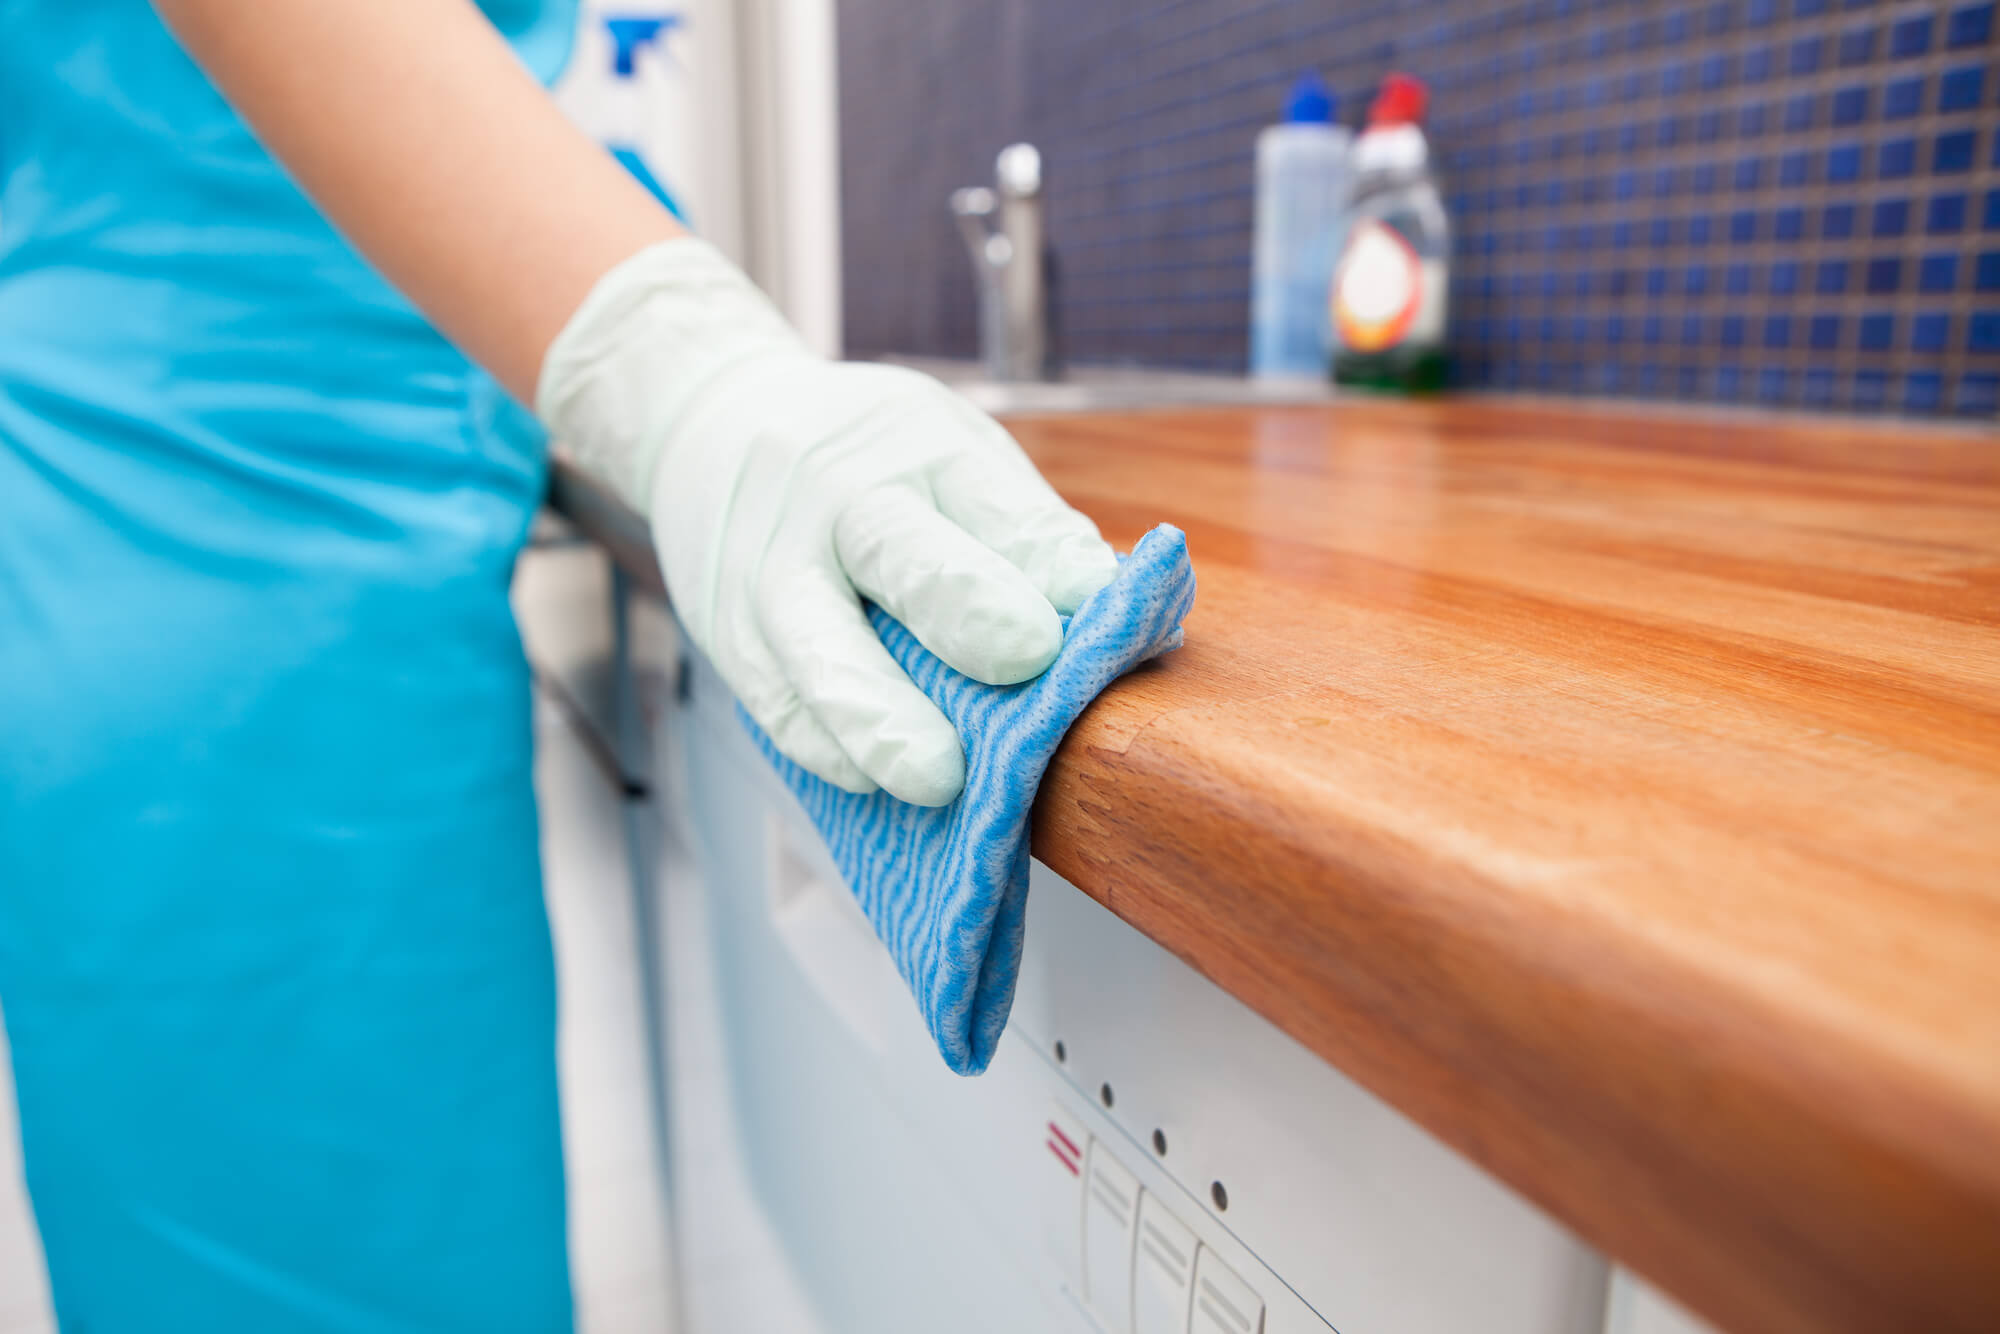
1367,72,1429,126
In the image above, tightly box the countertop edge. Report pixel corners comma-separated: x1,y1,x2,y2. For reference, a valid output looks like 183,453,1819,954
1029,735,2000,1334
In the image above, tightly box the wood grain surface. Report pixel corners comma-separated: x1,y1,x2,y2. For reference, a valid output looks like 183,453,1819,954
1007,398,2000,1334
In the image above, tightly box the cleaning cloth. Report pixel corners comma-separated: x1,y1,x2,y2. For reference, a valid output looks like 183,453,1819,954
745,524,1196,1075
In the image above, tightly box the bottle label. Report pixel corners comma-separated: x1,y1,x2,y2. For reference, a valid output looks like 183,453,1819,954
1333,220,1428,353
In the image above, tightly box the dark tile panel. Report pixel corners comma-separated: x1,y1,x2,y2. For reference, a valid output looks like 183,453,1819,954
840,0,2000,415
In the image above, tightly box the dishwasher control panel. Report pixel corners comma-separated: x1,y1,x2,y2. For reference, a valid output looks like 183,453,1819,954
1039,1097,1301,1333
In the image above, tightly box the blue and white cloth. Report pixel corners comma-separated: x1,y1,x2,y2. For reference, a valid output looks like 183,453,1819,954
747,524,1196,1075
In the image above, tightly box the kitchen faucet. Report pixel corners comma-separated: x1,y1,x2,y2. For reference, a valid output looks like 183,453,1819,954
950,143,1050,382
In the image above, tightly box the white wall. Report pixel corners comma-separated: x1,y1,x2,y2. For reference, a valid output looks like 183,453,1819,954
732,0,845,356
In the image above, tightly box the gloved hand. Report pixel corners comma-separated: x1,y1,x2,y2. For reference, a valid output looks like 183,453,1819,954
537,238,1119,806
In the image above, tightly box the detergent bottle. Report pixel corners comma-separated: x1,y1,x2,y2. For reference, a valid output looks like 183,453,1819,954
1331,73,1450,392
1250,73,1352,379
563,11,689,221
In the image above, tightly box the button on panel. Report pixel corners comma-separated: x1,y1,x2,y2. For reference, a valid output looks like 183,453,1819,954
1133,1191,1199,1334
1040,1105,1089,1295
1191,1246,1265,1334
1083,1141,1141,1331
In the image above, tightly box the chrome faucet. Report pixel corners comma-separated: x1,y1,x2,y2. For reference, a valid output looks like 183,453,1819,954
951,143,1050,382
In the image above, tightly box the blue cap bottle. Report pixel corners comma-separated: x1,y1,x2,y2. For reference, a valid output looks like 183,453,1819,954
1251,72,1353,377
1284,72,1336,124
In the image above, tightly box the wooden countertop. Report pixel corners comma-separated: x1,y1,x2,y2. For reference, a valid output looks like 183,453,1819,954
1009,399,2000,1334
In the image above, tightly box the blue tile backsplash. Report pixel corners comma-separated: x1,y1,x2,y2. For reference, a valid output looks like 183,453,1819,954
838,0,1999,416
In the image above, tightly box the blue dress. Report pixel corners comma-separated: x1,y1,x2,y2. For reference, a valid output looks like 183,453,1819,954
0,2,581,1327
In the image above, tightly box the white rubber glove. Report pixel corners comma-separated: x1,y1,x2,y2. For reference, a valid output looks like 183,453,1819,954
537,238,1119,806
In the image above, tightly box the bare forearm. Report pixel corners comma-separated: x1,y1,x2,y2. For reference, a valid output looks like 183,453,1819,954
151,0,683,402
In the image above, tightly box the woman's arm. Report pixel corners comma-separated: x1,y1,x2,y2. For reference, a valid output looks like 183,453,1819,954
151,0,681,402
151,0,1122,806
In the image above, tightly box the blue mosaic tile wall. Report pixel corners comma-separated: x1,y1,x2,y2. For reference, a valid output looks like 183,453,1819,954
837,0,2000,417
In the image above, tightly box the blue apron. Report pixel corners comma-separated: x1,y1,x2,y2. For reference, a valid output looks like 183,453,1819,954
1,2,580,1327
